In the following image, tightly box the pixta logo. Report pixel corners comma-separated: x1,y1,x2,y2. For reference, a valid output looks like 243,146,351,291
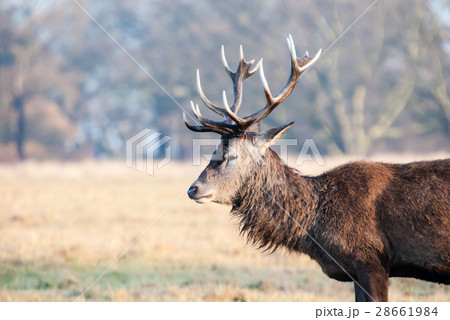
126,129,171,175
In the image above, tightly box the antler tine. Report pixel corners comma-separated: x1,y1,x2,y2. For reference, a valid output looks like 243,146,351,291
189,101,235,134
222,45,263,129
221,45,261,114
221,57,263,128
259,61,273,104
239,35,321,128
224,92,246,127
299,47,321,72
196,69,227,117
222,90,229,108
287,34,298,65
221,45,233,76
183,112,215,133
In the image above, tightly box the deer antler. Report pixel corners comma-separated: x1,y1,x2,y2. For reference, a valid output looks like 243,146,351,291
184,34,321,134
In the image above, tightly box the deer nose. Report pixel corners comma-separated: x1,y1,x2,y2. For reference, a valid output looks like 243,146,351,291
187,186,198,199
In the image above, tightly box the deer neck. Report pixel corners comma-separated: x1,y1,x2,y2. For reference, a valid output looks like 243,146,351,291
231,150,318,253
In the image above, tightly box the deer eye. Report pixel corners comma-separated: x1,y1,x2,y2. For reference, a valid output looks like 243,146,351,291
225,154,238,167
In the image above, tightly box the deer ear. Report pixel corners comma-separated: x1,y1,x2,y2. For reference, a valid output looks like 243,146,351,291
258,122,294,155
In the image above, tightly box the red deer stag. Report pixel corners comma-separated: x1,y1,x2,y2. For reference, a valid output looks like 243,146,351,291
183,35,450,302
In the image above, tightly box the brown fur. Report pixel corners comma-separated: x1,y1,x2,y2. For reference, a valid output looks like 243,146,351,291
229,149,450,301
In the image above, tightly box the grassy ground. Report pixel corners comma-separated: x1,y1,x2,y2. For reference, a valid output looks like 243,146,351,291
0,154,449,301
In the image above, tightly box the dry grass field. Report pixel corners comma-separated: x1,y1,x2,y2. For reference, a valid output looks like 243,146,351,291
0,153,449,301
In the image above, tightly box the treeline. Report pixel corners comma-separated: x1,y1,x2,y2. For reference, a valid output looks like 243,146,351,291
0,0,449,161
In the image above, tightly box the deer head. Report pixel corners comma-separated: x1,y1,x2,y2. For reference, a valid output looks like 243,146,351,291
184,35,321,205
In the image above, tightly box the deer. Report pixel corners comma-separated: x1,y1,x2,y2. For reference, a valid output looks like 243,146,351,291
183,35,450,302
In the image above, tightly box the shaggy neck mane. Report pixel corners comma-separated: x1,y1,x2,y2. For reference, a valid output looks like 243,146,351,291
231,149,318,253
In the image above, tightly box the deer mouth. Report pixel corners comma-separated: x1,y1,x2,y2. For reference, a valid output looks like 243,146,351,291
193,193,214,203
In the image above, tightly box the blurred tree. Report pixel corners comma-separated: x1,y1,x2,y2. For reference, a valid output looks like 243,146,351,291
274,0,450,155
0,0,448,160
0,3,78,160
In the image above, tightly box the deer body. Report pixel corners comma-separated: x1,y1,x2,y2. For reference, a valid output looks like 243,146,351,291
184,35,450,301
231,149,450,301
